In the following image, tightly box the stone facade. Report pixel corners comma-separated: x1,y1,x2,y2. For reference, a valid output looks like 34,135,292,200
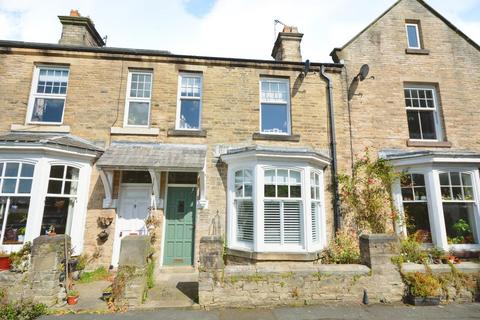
332,0,480,158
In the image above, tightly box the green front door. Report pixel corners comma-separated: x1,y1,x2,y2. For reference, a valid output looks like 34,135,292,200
164,187,196,266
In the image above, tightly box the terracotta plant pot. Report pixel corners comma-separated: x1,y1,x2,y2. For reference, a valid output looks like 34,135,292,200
67,296,79,305
0,256,11,271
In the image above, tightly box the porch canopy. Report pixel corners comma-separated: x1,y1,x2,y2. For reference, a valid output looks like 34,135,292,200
96,142,208,209
0,132,104,158
96,142,207,171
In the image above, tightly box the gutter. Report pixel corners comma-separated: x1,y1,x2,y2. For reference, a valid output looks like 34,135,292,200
320,65,341,232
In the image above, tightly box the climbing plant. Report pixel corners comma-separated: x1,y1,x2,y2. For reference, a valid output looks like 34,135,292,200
338,148,400,234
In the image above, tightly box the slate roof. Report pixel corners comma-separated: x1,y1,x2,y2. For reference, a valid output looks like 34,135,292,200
380,149,480,161
0,132,104,156
96,142,207,170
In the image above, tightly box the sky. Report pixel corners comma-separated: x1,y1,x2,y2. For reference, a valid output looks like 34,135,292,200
0,0,479,62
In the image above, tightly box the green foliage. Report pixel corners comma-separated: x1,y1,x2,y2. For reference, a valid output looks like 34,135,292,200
67,290,79,297
9,242,31,273
0,301,47,320
77,266,109,284
321,228,360,264
449,219,473,244
75,254,89,271
146,259,155,289
338,149,400,234
404,272,441,297
392,236,428,265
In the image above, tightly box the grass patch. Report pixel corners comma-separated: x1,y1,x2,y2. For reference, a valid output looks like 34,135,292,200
146,259,155,289
78,266,109,284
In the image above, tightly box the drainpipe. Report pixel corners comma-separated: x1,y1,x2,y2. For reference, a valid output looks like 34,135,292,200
320,65,341,232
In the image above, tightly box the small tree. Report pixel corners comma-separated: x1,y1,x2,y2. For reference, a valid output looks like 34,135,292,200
338,149,400,234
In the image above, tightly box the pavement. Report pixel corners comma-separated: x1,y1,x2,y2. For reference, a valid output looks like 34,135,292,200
41,303,480,319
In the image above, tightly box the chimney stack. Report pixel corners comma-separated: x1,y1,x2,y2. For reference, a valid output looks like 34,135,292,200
271,25,303,62
58,10,105,47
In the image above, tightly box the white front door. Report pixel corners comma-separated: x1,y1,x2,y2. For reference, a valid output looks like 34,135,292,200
111,185,151,267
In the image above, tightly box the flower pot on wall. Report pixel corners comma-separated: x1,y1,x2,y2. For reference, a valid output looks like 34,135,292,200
0,256,11,271
67,295,78,305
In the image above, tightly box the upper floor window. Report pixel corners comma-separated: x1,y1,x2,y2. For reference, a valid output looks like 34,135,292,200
124,71,152,127
260,78,290,135
404,86,441,140
406,23,421,49
28,67,69,124
176,73,202,130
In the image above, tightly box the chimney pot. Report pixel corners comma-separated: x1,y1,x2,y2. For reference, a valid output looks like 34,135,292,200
69,9,80,17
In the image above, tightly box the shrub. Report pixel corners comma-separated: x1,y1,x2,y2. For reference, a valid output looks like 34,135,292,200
75,254,89,271
392,236,428,265
321,228,360,264
0,301,47,320
338,149,400,234
404,272,441,297
9,242,31,273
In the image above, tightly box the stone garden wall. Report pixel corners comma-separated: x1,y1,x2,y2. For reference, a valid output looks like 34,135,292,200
0,235,71,306
199,234,404,308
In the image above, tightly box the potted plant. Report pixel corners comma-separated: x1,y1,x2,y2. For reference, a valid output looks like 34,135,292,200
17,227,26,243
46,225,56,236
404,272,441,306
67,290,79,305
102,285,113,301
0,251,11,271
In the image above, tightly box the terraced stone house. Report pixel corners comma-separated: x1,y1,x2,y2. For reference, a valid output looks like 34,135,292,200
0,0,478,273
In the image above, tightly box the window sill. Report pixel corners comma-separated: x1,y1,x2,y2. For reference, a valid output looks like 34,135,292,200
226,248,321,261
407,140,452,148
252,133,300,142
110,127,159,136
11,124,71,133
405,48,430,55
167,129,207,138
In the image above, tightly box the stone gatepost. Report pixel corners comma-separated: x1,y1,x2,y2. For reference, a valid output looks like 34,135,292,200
30,235,71,306
359,234,404,302
198,236,223,306
199,236,224,271
114,235,151,307
360,234,399,274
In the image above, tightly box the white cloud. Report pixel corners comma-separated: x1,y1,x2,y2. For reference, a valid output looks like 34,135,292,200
0,0,478,62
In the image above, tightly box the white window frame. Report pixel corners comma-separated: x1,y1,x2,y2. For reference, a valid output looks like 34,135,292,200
405,23,421,49
227,160,326,254
26,66,70,125
259,78,291,135
123,70,153,128
0,154,92,255
394,165,480,251
404,85,443,141
175,73,203,131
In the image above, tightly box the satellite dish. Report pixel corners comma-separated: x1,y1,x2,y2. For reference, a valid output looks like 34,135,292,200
358,64,369,81
304,59,310,75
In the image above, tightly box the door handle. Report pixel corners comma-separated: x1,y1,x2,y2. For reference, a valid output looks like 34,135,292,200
119,231,122,237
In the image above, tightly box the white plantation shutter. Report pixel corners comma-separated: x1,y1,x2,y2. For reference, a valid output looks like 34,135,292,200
236,200,254,242
283,201,301,244
264,201,281,243
311,202,320,243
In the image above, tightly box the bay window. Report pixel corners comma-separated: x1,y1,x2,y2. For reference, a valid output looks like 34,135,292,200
225,149,329,256
394,162,480,250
